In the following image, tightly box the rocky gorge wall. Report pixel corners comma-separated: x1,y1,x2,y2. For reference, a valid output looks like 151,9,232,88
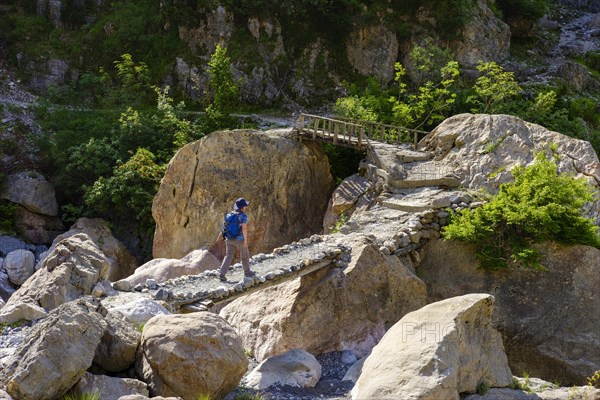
417,239,600,386
11,0,512,105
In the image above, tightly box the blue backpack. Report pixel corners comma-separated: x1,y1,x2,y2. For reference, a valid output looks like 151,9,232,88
222,212,241,239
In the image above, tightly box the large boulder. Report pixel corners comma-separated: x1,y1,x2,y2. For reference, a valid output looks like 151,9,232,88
43,218,138,281
419,113,600,226
245,349,322,390
152,130,334,259
14,206,65,245
3,249,35,286
0,233,110,324
351,294,513,400
0,298,107,400
69,372,149,400
0,172,58,216
220,236,427,361
136,312,247,400
418,239,600,385
94,311,141,372
113,249,219,290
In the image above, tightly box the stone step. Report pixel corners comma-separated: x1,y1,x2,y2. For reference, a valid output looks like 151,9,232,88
380,188,455,213
387,161,461,189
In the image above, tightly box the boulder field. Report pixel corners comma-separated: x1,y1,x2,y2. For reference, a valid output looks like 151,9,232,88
0,114,598,399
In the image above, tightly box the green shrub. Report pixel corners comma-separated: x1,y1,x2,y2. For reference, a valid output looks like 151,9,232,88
84,148,165,236
443,152,600,269
470,61,521,113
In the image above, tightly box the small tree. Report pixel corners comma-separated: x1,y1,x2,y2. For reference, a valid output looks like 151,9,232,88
390,61,460,130
470,61,521,113
443,152,600,269
206,44,239,114
85,148,165,235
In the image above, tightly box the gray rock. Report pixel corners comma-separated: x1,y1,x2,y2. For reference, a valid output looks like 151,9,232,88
0,172,58,216
245,349,322,390
0,233,110,324
351,294,512,400
69,372,149,400
340,350,357,365
102,293,170,328
4,250,35,286
0,298,107,400
0,236,31,258
94,311,141,372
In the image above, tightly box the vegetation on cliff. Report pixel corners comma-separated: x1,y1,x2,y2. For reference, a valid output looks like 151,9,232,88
1,0,598,259
443,152,600,269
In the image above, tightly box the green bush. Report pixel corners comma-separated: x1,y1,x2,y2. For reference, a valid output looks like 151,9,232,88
443,152,600,269
85,148,165,236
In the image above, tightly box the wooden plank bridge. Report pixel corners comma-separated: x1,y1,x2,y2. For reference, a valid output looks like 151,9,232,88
293,113,428,150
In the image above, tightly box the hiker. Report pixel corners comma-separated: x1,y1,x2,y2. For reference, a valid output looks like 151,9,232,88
219,197,255,281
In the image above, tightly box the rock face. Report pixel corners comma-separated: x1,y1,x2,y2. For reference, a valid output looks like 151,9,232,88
3,249,35,286
322,174,372,233
94,311,141,372
136,312,247,400
245,349,322,390
69,372,149,400
152,130,334,259
351,294,513,400
113,249,219,290
418,239,600,385
0,233,109,324
452,0,511,66
14,206,65,245
43,218,138,281
0,172,58,216
221,237,427,361
346,25,398,83
0,298,107,400
419,113,600,227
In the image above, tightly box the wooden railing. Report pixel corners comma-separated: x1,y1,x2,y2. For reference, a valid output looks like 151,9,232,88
294,113,428,149
294,113,368,149
342,118,429,147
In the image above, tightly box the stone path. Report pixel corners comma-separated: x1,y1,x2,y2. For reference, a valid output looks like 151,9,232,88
123,139,477,312
144,237,351,311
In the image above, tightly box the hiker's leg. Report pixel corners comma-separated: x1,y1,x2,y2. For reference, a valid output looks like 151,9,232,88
219,240,236,276
240,244,250,274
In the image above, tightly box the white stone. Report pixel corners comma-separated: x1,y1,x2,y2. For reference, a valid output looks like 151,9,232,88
245,349,321,390
4,250,35,286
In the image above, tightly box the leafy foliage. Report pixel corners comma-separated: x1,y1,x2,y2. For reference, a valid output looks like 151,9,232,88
443,153,600,269
390,61,460,129
206,44,240,114
470,61,521,113
85,148,165,235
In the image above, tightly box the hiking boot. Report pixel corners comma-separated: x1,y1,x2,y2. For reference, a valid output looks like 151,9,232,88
219,275,227,282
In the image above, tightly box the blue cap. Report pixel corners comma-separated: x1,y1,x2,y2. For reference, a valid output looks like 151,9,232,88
234,198,249,210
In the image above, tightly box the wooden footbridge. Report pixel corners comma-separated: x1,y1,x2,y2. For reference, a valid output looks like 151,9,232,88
293,113,428,150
